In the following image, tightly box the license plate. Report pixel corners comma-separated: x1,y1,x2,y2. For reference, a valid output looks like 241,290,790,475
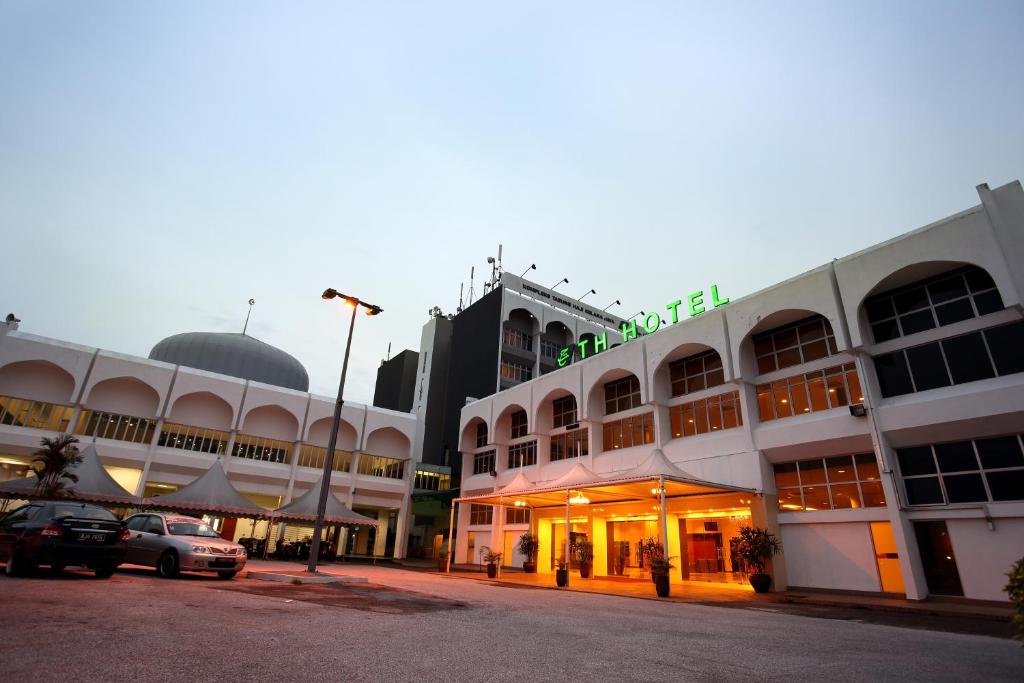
77,532,106,543
211,559,235,568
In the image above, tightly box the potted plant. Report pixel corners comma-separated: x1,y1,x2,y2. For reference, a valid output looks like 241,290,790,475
614,541,628,576
736,526,782,593
574,540,594,579
555,557,568,587
639,538,664,582
481,546,502,579
649,555,676,598
517,533,540,573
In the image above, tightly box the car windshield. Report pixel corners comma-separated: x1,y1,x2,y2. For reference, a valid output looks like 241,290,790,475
53,504,117,521
167,522,221,538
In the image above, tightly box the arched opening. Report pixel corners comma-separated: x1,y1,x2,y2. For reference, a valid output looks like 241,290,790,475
534,388,579,433
503,308,540,352
460,416,489,453
0,360,75,404
306,417,358,451
739,310,839,380
364,427,412,460
651,343,725,403
241,405,300,442
860,261,1004,344
168,391,234,431
539,321,573,374
85,376,161,417
494,403,530,443
586,369,643,419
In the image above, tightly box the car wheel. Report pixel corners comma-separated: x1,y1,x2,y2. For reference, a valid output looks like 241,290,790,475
157,551,179,578
5,552,23,577
49,562,65,576
93,564,115,579
216,571,237,580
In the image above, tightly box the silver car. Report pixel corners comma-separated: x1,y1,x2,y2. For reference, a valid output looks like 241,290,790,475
123,513,246,579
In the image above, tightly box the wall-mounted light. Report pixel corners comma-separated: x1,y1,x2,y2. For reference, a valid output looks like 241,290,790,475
849,403,867,417
577,289,596,302
551,278,569,290
520,264,537,278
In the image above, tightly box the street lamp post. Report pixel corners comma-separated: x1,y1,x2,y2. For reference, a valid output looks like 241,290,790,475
307,288,382,574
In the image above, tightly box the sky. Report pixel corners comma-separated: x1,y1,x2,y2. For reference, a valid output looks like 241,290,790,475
1,1,1023,403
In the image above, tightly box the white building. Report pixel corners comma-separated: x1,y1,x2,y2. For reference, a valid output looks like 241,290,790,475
453,181,1024,602
0,326,418,558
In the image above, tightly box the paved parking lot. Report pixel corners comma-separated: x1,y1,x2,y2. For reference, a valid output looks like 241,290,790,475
1,563,1021,682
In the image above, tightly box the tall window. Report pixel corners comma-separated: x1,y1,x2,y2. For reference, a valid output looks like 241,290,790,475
473,449,496,475
756,363,861,421
540,339,560,359
75,410,156,445
552,395,577,428
753,315,838,375
773,454,885,511
510,410,528,439
873,321,1024,397
501,360,532,383
604,375,641,415
602,413,654,451
476,422,488,448
669,350,725,397
551,429,588,461
865,265,1004,343
508,441,537,469
469,504,493,525
413,469,451,491
356,455,405,479
503,327,532,351
897,435,1024,505
670,391,743,438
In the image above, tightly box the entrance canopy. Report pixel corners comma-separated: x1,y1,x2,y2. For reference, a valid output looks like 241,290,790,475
0,443,139,506
274,476,378,527
455,450,756,509
144,460,271,518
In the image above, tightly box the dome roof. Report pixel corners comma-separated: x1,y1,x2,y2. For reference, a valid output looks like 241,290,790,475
149,332,309,391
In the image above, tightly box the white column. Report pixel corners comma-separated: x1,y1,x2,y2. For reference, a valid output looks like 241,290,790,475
373,510,390,556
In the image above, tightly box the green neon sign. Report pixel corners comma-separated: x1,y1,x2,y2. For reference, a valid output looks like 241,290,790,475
557,284,729,367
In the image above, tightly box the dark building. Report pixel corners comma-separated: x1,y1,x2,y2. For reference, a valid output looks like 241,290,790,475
372,349,419,413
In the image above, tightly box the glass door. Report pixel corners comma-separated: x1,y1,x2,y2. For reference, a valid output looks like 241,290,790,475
913,521,963,596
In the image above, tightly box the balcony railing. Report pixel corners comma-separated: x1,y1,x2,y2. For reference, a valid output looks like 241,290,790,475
74,409,156,445
0,395,74,433
356,454,405,480
413,468,451,491
158,422,229,455
296,444,352,472
232,433,293,465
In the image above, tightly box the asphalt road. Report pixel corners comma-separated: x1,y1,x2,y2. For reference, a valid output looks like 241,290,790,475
1,564,1021,682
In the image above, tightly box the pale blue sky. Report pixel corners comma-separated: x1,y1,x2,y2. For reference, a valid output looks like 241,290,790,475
2,1,1022,402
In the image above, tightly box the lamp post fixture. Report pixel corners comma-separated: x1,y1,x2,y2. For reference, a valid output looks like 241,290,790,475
602,299,621,311
307,288,382,574
550,278,568,290
577,289,596,302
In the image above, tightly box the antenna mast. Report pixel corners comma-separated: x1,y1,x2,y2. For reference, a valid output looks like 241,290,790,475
458,282,464,313
242,298,255,335
468,266,475,306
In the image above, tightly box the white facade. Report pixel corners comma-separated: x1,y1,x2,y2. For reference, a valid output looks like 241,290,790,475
455,181,1024,602
0,328,418,559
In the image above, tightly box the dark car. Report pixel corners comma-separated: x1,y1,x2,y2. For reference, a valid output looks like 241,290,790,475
0,501,129,578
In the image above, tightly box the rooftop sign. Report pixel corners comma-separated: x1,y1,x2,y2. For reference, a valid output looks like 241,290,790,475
557,285,729,367
499,273,624,328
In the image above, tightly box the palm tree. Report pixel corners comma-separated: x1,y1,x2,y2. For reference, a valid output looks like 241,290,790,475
31,434,82,498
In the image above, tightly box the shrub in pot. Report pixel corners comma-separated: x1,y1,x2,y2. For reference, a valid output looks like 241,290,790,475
649,555,676,598
736,526,782,593
575,541,594,579
1006,555,1024,643
481,546,502,579
555,557,568,587
517,533,540,573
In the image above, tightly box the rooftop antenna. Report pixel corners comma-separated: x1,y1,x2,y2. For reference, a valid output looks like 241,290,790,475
458,282,464,313
386,342,391,361
468,266,476,305
497,243,503,281
242,298,255,335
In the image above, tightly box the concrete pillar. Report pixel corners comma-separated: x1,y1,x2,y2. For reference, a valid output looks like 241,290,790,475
222,431,238,473
666,514,683,585
373,509,390,556
394,494,410,559
591,515,608,576
134,416,166,497
751,493,787,591
537,517,553,573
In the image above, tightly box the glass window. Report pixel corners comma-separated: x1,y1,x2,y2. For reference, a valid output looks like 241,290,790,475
984,321,1024,376
507,441,537,469
774,454,886,511
752,315,838,375
897,447,936,476
860,481,886,507
874,351,915,397
668,349,725,397
830,483,862,509
756,365,860,421
826,455,855,482
510,410,528,439
473,450,496,476
801,485,831,510
904,477,944,505
669,391,743,440
941,332,994,385
942,473,987,503
144,516,165,533
476,422,488,448
854,453,880,481
550,429,588,461
935,298,975,326
469,505,493,526
975,436,1024,469
905,343,951,392
601,413,653,450
933,441,978,473
505,507,530,525
552,396,577,428
986,469,1024,501
126,515,148,531
773,462,799,488
604,376,641,415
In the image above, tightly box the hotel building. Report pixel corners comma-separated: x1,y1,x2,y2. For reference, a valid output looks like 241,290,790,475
453,181,1024,602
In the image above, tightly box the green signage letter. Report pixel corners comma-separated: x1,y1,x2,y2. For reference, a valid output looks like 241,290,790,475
666,299,683,324
711,284,729,308
644,312,661,334
621,319,638,343
594,331,608,354
578,338,590,359
688,290,705,317
557,347,571,368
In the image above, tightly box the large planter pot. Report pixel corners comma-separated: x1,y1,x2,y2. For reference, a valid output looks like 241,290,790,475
555,569,568,587
486,563,497,579
580,564,591,579
523,561,537,574
654,574,670,598
749,573,772,593
437,552,451,572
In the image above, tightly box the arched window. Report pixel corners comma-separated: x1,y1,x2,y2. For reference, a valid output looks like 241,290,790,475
753,315,837,375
